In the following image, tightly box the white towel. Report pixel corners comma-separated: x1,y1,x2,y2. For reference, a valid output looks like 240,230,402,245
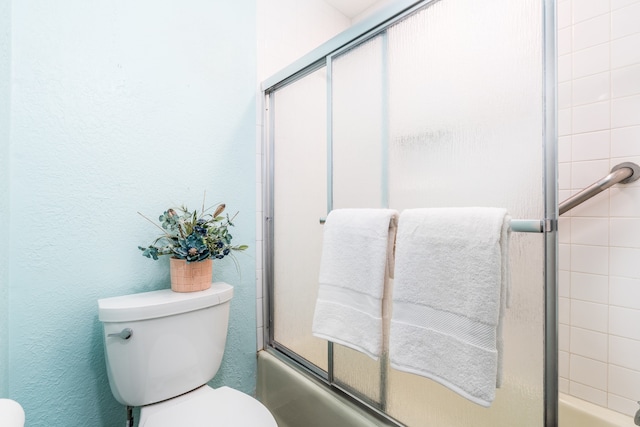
312,208,399,360
389,207,511,407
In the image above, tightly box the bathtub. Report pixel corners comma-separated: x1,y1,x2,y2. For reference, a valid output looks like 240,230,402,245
258,351,636,426
559,393,635,427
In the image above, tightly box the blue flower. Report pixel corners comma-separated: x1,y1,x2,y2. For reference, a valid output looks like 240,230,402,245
138,202,247,264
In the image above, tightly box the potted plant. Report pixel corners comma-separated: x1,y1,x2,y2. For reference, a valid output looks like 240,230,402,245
138,199,248,292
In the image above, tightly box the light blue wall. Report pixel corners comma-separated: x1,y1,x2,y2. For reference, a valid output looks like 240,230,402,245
8,1,256,425
0,0,11,398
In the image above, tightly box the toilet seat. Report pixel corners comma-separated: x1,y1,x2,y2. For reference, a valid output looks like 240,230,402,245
139,385,277,427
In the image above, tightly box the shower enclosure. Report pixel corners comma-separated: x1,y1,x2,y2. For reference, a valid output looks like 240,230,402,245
262,0,557,425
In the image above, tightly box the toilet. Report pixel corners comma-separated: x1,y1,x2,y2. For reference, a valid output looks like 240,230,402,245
98,282,277,426
0,399,25,427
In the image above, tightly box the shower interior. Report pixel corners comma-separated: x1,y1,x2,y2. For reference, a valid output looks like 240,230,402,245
259,0,634,425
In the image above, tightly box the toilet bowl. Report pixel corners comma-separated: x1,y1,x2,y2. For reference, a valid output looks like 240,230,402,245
98,282,277,426
139,385,275,427
0,399,25,427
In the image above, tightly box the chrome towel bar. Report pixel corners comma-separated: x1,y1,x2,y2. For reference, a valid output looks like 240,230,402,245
318,161,639,234
319,217,545,232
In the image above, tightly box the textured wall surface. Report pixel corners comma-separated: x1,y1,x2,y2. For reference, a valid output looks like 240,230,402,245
8,1,256,425
0,0,11,398
256,0,350,81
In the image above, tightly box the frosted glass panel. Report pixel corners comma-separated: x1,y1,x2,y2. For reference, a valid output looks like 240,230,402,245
331,35,385,403
272,68,328,371
384,0,544,425
333,36,385,209
387,0,543,215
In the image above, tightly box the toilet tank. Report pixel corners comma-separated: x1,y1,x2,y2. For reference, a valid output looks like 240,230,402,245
98,282,233,407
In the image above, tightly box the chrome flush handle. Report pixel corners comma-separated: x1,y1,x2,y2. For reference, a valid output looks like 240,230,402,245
107,328,133,340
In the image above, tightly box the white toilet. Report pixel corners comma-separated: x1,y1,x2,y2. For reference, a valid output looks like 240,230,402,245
98,282,277,426
0,399,25,427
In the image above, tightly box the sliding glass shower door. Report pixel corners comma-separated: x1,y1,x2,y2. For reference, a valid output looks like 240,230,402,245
270,67,329,372
266,0,555,425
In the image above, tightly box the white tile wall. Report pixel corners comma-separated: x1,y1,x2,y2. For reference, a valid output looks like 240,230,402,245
573,15,610,51
610,276,640,310
572,130,610,161
572,43,609,78
571,272,608,303
612,64,640,98
612,0,639,10
611,33,640,68
558,0,640,416
572,0,609,23
571,327,608,361
611,2,640,38
570,354,608,390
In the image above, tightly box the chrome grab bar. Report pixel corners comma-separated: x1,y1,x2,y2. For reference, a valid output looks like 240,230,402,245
559,162,639,215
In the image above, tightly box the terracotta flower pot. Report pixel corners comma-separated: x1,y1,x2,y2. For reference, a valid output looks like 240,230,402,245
169,258,213,292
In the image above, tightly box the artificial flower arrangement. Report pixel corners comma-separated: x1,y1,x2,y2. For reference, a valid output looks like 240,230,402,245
138,200,248,267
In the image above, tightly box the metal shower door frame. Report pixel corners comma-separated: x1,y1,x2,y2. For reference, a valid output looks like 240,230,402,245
262,0,558,424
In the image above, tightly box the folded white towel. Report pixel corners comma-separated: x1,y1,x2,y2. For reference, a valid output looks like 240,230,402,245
389,207,511,407
312,208,399,360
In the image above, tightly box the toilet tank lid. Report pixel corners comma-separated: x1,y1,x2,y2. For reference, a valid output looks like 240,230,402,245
98,282,233,322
